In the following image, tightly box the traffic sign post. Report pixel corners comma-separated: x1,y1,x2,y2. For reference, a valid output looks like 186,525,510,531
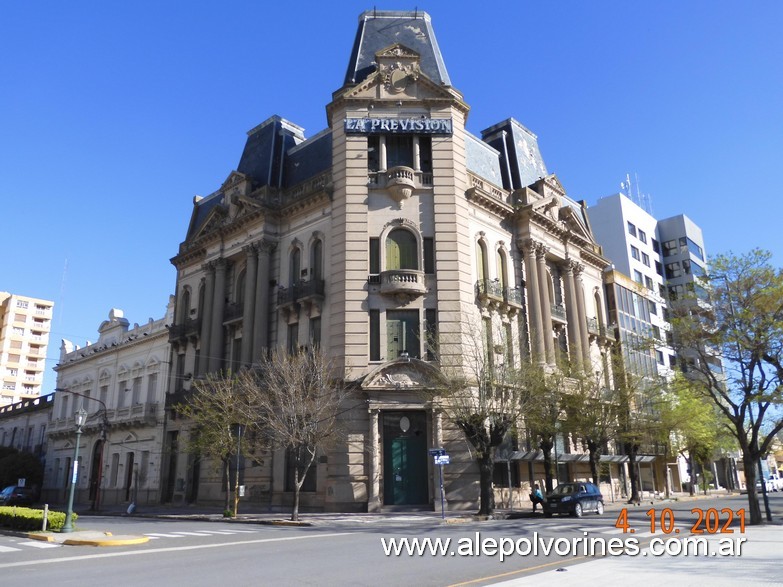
430,448,448,519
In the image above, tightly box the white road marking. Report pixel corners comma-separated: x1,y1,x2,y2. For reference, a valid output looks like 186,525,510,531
0,545,21,553
145,533,185,538
168,532,213,537
194,530,244,535
15,541,61,549
0,532,355,569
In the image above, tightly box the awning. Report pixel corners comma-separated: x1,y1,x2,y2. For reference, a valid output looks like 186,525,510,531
498,451,659,464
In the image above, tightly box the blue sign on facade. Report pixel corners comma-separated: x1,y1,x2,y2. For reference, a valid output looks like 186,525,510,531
344,117,453,135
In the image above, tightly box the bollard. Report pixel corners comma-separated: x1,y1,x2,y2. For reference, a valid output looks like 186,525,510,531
42,504,48,532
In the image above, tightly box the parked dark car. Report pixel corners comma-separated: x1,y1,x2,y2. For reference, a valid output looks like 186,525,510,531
543,482,604,518
0,485,36,506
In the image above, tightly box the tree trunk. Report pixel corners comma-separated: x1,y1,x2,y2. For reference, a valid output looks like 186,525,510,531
625,443,640,504
223,458,231,513
586,439,600,486
477,451,495,517
742,453,762,525
233,459,240,516
292,467,300,522
688,453,695,496
540,438,554,494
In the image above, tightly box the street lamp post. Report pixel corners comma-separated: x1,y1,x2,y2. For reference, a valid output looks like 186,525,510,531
61,407,87,533
54,388,110,512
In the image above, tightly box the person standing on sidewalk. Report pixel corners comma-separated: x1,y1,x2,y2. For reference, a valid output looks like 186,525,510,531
530,484,544,513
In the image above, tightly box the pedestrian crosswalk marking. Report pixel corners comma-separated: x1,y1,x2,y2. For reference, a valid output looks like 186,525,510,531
15,541,61,549
0,545,21,553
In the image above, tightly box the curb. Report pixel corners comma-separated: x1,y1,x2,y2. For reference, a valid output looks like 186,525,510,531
62,535,151,547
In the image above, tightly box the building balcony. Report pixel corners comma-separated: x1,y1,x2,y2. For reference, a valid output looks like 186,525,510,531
380,270,426,300
476,280,523,315
587,317,616,343
168,318,201,342
223,303,244,323
49,403,159,436
551,304,567,323
368,166,432,208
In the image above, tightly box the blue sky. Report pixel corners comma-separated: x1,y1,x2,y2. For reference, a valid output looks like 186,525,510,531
2,1,781,395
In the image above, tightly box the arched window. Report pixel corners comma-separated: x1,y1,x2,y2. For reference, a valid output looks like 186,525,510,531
236,270,246,305
476,240,489,282
290,248,301,287
178,289,191,323
496,249,508,289
386,229,418,270
594,292,604,326
311,239,323,281
197,284,206,319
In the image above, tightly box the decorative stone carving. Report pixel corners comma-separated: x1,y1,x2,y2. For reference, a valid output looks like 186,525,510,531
361,357,445,391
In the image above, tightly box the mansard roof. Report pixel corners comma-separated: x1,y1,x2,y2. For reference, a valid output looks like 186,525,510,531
344,10,451,88
481,118,548,190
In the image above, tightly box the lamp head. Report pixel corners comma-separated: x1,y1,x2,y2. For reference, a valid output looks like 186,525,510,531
74,407,88,431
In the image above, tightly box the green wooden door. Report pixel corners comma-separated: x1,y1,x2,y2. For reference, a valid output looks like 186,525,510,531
383,412,429,505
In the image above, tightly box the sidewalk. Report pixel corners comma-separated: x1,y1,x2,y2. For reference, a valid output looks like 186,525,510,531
494,523,782,587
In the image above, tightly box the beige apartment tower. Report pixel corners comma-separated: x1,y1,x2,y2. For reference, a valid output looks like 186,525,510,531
0,292,53,405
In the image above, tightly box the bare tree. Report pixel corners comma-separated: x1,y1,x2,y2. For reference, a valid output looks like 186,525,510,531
177,371,255,516
433,320,536,517
672,249,783,524
245,348,349,522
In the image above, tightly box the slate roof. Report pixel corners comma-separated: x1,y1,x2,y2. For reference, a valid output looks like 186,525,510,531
344,10,451,87
481,118,548,191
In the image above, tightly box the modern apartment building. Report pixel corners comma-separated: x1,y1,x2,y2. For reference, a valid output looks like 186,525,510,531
0,292,54,405
588,194,675,378
162,10,616,512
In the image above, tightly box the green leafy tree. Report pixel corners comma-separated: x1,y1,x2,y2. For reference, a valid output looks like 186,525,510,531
563,363,616,487
668,375,726,495
0,449,43,490
672,249,783,524
612,353,670,504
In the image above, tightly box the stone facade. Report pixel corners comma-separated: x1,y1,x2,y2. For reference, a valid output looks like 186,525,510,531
42,302,172,508
163,10,618,512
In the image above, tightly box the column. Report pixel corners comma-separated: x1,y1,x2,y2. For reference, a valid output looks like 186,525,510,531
198,266,215,376
412,136,421,172
378,136,387,172
241,244,259,366
563,260,583,365
207,258,227,372
368,409,381,512
536,244,555,364
252,241,273,361
575,265,592,365
522,240,545,363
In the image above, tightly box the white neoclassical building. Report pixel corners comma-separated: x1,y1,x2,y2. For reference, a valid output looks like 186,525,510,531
164,10,615,512
42,302,173,508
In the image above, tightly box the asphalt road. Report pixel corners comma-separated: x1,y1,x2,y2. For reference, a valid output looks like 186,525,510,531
0,493,778,587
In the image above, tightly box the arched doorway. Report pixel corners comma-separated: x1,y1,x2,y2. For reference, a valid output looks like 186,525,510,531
88,439,104,510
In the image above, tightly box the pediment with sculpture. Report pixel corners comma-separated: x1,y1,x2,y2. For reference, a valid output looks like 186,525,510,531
361,357,446,391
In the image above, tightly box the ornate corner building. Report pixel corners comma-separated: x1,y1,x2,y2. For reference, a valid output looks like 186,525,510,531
163,10,614,512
